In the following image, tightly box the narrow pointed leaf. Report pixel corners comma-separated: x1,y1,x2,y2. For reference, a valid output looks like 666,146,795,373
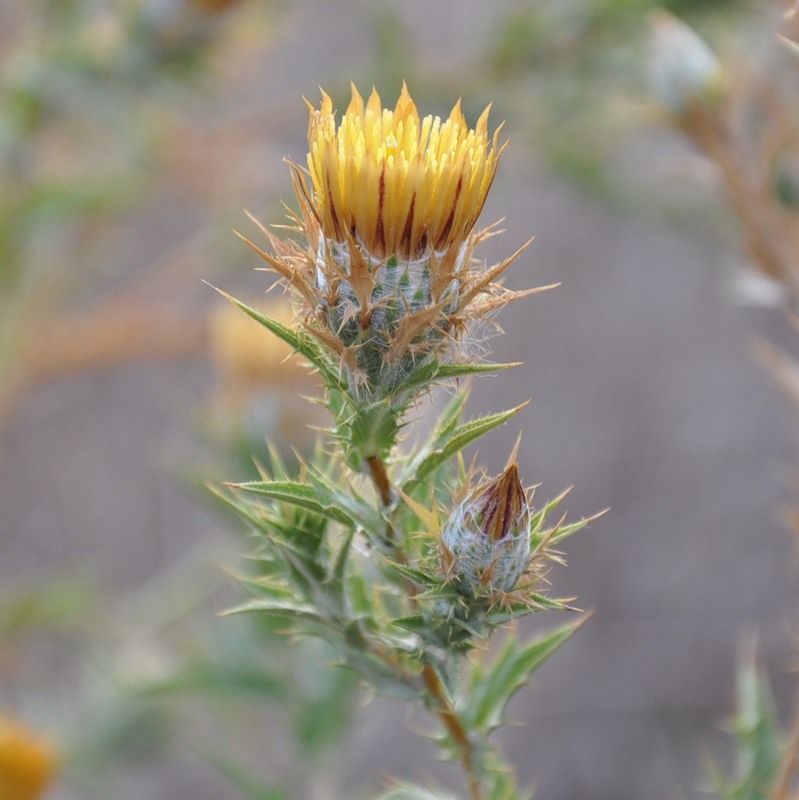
710,655,782,800
233,480,355,526
395,360,520,398
208,751,289,800
462,619,581,733
211,288,345,390
223,597,322,621
435,362,521,381
411,404,528,485
376,785,458,800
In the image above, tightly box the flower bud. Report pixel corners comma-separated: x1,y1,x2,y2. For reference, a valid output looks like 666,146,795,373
441,463,530,596
649,12,721,117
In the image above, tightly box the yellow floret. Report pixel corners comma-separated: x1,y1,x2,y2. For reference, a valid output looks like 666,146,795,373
306,83,505,260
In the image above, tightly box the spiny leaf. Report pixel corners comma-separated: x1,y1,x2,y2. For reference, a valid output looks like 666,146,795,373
397,360,520,397
347,398,401,459
231,480,355,526
138,663,285,698
410,403,529,486
391,614,427,633
435,362,522,381
223,597,323,622
432,391,470,440
382,560,440,588
708,652,782,800
461,619,582,734
207,286,346,391
483,595,567,626
530,501,607,551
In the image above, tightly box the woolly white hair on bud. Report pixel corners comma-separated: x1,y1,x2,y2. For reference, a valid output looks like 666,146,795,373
441,467,531,597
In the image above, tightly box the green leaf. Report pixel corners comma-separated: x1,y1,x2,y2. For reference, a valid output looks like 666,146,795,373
708,652,782,800
337,646,419,701
431,391,470,440
293,663,359,759
138,663,284,698
382,560,440,588
395,360,520,398
223,597,325,625
332,529,355,584
207,751,290,800
529,489,604,551
232,480,355,526
435,362,522,381
483,595,567,626
461,620,581,734
391,614,427,633
344,571,367,610
347,398,400,459
209,287,346,391
410,403,528,486
376,784,458,800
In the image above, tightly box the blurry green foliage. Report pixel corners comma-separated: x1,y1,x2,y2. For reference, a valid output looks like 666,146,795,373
487,0,740,78
482,0,744,196
0,578,97,637
708,655,783,800
367,3,416,92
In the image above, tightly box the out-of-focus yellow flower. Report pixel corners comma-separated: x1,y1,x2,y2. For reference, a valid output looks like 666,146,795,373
208,298,307,390
0,716,58,800
306,83,505,260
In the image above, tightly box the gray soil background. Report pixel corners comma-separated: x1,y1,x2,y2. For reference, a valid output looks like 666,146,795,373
2,1,798,798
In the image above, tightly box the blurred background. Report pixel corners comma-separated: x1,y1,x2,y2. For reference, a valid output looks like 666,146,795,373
2,0,798,798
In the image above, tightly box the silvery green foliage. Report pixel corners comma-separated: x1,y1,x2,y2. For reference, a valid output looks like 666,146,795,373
220,287,598,799
219,304,600,800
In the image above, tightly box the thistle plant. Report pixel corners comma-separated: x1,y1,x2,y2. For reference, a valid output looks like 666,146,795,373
217,84,598,800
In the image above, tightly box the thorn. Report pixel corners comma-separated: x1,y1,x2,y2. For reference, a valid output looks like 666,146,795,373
506,431,524,468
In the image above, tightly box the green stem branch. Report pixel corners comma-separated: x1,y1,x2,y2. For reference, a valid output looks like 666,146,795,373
422,663,484,800
365,453,485,800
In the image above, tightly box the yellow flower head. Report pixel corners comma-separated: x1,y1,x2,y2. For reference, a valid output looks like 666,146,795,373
0,716,58,800
235,85,541,403
306,83,505,260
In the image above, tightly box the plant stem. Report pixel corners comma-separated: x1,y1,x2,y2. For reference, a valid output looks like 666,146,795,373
421,663,484,800
364,453,485,800
683,103,799,296
365,454,394,507
365,453,400,547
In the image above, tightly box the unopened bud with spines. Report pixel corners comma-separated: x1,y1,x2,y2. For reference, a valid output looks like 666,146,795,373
441,463,530,597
